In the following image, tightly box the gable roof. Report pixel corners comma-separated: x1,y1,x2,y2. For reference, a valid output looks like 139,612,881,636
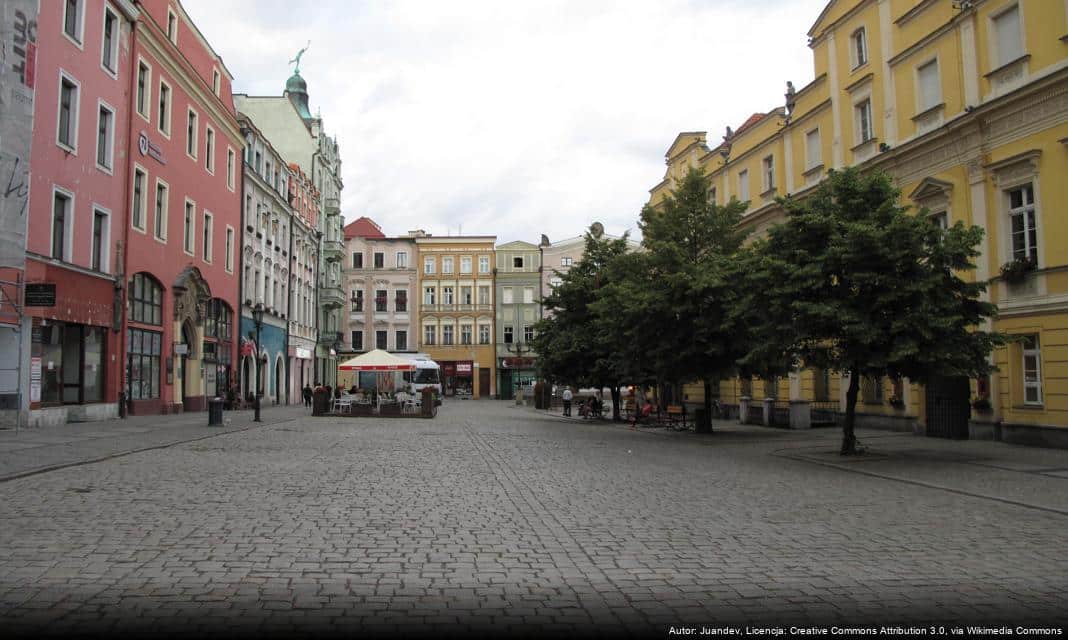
344,217,385,239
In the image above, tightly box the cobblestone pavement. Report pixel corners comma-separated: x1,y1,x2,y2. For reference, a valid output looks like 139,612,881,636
1,401,1066,638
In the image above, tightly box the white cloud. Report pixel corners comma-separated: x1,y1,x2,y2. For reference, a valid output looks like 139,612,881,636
181,0,826,243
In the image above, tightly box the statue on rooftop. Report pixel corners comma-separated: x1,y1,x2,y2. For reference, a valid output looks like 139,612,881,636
289,40,311,75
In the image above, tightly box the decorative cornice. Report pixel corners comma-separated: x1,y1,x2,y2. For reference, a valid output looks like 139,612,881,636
887,16,958,68
844,72,874,94
893,0,940,26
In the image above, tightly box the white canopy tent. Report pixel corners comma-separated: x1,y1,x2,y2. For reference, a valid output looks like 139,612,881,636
337,350,416,411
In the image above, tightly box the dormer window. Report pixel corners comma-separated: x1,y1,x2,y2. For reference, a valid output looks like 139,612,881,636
851,28,868,69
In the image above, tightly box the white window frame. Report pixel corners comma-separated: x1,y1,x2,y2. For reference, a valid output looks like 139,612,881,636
502,287,514,304
205,125,215,174
396,251,408,269
90,205,111,273
990,3,1025,69
158,78,172,138
737,169,749,201
460,256,472,273
1022,334,1043,405
762,155,775,193
95,99,115,173
136,58,152,121
805,128,822,170
226,146,235,191
212,68,221,96
851,27,868,69
62,0,85,48
424,286,436,305
523,287,534,304
186,107,199,160
560,257,572,267
153,178,169,243
183,198,196,256
100,5,119,77
424,256,435,274
423,325,436,346
131,164,148,233
202,211,213,264
51,186,75,262
442,286,454,305
478,255,490,273
442,256,454,274
915,58,942,113
166,8,178,45
56,71,80,153
478,324,491,345
855,97,874,144
1007,183,1037,264
225,225,235,273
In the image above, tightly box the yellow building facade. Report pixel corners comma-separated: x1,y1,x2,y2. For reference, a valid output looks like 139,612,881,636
414,236,497,399
652,0,1068,445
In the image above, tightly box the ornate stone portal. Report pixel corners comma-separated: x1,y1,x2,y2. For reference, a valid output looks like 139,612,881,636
172,267,212,411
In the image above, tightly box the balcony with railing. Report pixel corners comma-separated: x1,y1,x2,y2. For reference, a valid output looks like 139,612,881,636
322,236,344,262
318,330,343,347
324,197,340,217
420,304,495,314
320,284,345,309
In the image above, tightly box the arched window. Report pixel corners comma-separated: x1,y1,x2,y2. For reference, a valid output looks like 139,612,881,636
129,272,163,325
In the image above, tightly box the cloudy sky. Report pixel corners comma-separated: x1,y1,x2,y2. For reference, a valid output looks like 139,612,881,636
182,0,826,244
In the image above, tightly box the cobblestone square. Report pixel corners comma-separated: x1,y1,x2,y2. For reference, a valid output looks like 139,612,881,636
1,402,1066,638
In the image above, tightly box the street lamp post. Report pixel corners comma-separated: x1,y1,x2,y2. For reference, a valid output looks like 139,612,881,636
505,341,534,402
253,303,264,422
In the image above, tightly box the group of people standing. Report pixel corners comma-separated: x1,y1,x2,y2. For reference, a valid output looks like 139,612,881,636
560,388,605,419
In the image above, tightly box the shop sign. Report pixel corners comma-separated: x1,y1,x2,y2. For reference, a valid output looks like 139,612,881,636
24,283,55,306
457,361,473,374
29,356,40,402
295,347,311,360
137,131,166,164
503,357,535,369
174,343,188,355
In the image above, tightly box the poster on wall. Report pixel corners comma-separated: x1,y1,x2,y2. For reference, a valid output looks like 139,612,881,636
29,356,39,402
0,0,38,268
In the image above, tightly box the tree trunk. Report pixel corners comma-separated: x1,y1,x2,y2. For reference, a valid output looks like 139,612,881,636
841,367,860,455
611,386,621,422
703,379,713,432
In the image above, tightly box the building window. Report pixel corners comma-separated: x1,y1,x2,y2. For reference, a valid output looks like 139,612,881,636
166,9,177,44
855,98,874,144
561,257,572,267
442,257,454,274
930,211,948,234
132,168,147,231
376,330,388,350
58,75,78,150
851,27,867,68
460,256,472,273
91,209,107,272
395,331,407,352
351,330,363,350
523,287,534,304
352,252,363,269
373,252,384,269
186,109,198,158
212,69,221,95
184,200,195,255
461,286,472,305
129,273,163,325
1022,335,1042,405
227,148,235,190
504,326,514,344
805,128,821,169
442,325,454,345
225,227,234,272
423,326,436,346
478,325,490,344
513,256,524,269
154,180,168,241
375,289,387,313
478,285,490,305
205,127,215,173
737,169,749,201
479,256,490,273
202,212,213,263
63,0,82,44
550,277,562,288
1008,184,1037,264
396,251,408,268
52,190,71,260
461,325,472,345
96,103,114,170
158,81,171,136
993,5,1023,68
709,186,717,204
101,8,118,73
863,376,884,404
524,325,534,342
127,328,161,400
502,287,513,304
917,59,941,113
762,155,775,192
423,287,435,305
351,290,363,311
442,287,454,305
424,257,435,274
395,290,407,312
136,61,150,118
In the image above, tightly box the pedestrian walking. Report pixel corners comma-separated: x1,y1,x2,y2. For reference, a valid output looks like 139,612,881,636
302,384,313,408
562,388,573,416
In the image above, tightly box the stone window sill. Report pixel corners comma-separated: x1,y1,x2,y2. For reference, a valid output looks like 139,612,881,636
803,163,825,178
911,102,945,122
851,137,878,153
983,54,1030,79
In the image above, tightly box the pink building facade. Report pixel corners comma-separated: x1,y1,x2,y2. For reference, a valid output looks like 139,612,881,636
24,0,140,425
121,0,242,414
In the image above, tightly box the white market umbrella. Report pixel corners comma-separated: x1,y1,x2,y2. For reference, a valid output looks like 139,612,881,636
338,350,416,410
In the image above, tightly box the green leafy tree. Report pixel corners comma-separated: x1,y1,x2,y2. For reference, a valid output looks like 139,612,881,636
599,166,748,423
742,167,1005,454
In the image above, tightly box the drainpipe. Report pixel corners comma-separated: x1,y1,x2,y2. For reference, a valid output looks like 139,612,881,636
118,13,141,418
285,188,295,404
236,133,247,403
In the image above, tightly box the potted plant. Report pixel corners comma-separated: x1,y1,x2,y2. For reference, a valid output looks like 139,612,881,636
1000,256,1035,284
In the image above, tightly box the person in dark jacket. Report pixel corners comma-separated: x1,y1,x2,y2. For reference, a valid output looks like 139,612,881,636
302,384,313,408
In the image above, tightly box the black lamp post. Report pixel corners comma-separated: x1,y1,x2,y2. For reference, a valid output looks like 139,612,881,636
505,341,534,399
252,302,264,422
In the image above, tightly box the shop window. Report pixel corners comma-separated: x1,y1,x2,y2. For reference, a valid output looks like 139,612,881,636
1022,335,1042,405
36,322,104,405
127,327,161,400
130,272,163,325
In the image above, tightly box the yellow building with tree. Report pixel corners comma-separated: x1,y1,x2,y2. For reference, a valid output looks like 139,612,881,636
651,0,1068,445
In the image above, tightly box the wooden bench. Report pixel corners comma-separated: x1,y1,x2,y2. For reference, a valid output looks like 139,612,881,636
664,404,686,428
